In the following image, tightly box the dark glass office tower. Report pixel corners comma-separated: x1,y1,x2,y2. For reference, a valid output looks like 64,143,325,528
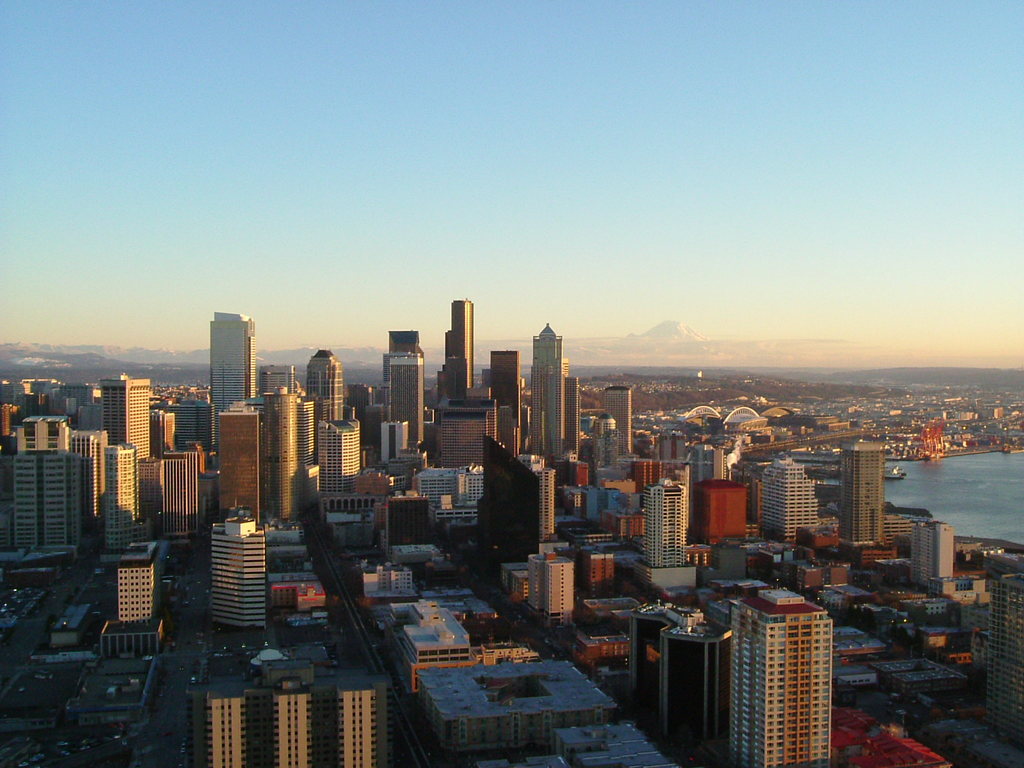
477,436,540,571
490,351,520,453
629,604,731,742
440,299,474,400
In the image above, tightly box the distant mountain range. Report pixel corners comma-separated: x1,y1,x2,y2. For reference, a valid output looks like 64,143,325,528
2,322,1020,379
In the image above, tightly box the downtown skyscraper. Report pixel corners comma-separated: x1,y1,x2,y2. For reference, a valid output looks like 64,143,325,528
440,299,474,400
489,350,521,454
210,312,256,444
306,349,345,423
529,324,566,457
100,374,151,458
839,441,886,544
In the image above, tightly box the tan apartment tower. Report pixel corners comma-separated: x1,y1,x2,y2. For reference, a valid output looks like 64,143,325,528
730,589,832,768
261,389,300,521
100,375,151,458
839,441,885,544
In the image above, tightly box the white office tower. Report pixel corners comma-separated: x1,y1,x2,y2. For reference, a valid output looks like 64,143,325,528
762,458,818,541
643,478,688,568
731,590,832,768
528,552,575,625
387,353,424,446
211,517,267,628
911,521,955,586
988,574,1024,743
100,375,151,458
13,418,81,547
209,312,256,444
381,421,409,463
71,430,107,518
413,465,484,508
104,444,141,552
537,466,557,542
118,541,160,623
318,420,361,493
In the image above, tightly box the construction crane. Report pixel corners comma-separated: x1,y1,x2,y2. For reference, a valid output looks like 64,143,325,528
919,419,945,460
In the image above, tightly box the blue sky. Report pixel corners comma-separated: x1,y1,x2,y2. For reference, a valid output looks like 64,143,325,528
2,2,1022,365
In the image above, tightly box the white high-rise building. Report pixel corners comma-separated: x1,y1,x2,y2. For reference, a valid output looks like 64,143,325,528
211,517,267,628
118,541,160,623
730,589,832,768
210,312,256,443
318,420,361,493
12,427,81,547
528,552,575,625
104,444,141,552
911,521,955,586
381,421,409,463
413,465,484,508
762,458,818,541
71,429,108,518
100,375,151,458
643,478,687,568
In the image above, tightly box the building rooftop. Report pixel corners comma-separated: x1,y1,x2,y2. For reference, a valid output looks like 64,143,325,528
418,660,615,718
67,657,154,716
743,589,825,615
399,602,471,650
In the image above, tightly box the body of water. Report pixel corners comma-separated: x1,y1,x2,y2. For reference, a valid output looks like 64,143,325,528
885,452,1024,544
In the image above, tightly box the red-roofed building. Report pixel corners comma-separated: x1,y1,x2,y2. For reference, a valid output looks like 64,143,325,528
831,708,951,768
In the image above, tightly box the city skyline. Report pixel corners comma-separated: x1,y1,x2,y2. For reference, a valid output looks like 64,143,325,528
2,4,1022,365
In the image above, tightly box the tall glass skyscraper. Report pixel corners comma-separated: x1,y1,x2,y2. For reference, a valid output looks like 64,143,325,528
530,324,565,457
209,312,256,445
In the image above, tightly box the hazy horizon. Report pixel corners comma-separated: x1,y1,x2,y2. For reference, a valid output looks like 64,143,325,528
3,316,1021,369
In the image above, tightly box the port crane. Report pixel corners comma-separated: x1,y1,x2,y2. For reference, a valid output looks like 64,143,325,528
919,419,945,460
